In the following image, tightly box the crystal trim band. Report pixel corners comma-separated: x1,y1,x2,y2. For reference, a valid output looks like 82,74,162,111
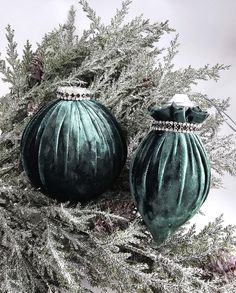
57,86,91,101
152,121,201,133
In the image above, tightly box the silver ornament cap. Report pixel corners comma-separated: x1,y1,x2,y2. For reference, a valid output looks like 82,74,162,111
57,86,91,100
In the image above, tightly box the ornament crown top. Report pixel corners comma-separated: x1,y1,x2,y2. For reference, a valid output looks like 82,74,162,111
150,93,209,125
57,86,91,101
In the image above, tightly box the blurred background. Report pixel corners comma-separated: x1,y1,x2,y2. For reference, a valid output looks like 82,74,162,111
0,0,235,229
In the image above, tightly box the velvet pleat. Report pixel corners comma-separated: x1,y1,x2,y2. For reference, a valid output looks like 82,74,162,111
21,99,127,202
129,103,211,245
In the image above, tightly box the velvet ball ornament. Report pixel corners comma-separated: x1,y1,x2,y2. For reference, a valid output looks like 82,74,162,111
21,87,127,202
129,94,211,245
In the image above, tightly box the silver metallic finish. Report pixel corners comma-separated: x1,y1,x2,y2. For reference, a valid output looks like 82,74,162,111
152,120,201,133
56,86,91,100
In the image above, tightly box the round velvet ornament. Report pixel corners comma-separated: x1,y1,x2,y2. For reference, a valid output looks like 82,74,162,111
129,94,211,245
21,87,127,202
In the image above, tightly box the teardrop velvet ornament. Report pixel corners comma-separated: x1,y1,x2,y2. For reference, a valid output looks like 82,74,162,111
129,95,211,245
21,87,127,202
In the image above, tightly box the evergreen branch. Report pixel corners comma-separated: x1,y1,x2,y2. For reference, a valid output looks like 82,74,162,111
63,6,77,46
5,25,19,69
79,0,104,33
0,1,235,292
110,0,132,28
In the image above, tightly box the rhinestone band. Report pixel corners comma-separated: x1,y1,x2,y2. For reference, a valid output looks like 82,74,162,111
57,92,91,100
152,121,201,133
56,86,91,101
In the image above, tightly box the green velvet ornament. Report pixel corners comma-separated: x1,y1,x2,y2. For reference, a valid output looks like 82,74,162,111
21,87,127,202
129,96,211,245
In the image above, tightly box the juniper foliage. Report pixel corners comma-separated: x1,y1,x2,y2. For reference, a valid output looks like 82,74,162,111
0,1,236,292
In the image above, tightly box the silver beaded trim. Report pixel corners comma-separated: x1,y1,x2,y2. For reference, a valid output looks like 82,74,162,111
57,92,91,100
152,121,201,133
56,86,91,101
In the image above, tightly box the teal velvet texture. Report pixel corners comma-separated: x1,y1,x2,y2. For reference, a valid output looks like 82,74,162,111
129,103,211,245
21,99,127,202
150,102,209,123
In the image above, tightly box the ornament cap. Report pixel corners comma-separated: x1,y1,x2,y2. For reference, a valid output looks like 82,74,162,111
164,94,195,107
57,86,91,100
150,96,209,124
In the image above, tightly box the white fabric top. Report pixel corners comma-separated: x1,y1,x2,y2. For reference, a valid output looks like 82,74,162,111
164,94,195,107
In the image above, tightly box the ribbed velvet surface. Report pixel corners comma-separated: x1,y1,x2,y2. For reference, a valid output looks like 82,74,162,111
129,103,211,245
21,99,127,202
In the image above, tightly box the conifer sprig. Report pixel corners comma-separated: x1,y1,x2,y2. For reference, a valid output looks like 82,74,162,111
0,1,235,292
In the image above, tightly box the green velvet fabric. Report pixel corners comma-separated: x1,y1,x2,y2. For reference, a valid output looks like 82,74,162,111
21,99,127,202
129,103,211,245
150,102,209,123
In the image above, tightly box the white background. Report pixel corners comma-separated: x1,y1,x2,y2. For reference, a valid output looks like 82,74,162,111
0,0,235,229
